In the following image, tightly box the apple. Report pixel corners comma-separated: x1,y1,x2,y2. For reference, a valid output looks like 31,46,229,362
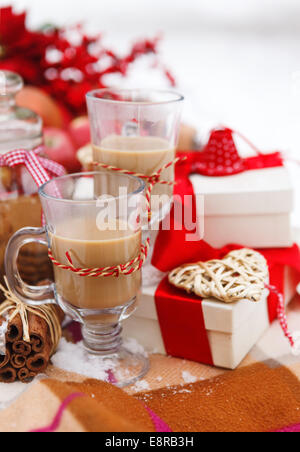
56,102,73,128
69,116,91,149
16,86,65,128
43,127,81,173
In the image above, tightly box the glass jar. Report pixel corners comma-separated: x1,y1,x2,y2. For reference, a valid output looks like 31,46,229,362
0,71,53,294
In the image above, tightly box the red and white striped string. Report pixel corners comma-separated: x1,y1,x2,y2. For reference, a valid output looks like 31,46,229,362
48,238,150,278
266,283,300,353
93,156,185,221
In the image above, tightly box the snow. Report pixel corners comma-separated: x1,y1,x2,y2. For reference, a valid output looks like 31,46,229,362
51,337,148,382
131,380,150,393
182,371,197,384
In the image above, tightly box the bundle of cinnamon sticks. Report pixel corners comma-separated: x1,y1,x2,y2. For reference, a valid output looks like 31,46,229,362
0,306,64,383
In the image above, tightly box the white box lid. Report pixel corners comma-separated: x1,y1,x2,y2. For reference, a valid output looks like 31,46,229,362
190,166,293,216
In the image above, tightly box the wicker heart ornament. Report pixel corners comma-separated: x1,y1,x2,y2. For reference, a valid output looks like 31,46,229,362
168,248,269,303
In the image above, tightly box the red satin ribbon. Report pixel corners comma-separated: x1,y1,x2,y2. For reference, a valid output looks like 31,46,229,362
155,277,214,365
153,150,300,365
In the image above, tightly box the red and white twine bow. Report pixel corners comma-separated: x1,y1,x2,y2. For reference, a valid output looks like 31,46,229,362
48,157,183,278
93,157,185,220
0,146,66,187
49,237,150,278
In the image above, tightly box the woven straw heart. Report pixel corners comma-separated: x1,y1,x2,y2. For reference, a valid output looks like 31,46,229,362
168,248,269,303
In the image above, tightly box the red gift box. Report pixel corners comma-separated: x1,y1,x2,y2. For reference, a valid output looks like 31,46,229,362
124,248,300,369
124,129,300,368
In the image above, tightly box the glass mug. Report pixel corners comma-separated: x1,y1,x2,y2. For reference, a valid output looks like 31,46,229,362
87,89,184,287
87,88,184,225
5,171,149,387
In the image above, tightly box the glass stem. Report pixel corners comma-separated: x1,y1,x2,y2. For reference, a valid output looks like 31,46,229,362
82,323,123,355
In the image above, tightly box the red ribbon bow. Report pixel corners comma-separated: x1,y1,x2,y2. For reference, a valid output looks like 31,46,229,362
0,146,66,187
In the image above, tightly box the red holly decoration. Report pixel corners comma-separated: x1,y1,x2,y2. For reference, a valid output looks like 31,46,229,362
0,6,174,115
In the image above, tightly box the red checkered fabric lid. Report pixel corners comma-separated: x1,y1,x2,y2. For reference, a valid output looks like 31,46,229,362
0,146,65,187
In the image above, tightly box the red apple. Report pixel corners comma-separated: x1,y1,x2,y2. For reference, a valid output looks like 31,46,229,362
43,127,81,173
56,102,74,128
17,86,65,128
69,116,91,149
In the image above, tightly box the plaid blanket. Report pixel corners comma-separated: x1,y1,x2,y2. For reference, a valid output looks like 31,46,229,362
0,296,300,432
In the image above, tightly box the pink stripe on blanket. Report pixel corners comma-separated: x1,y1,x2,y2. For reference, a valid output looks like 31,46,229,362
145,406,173,432
275,423,300,432
30,393,85,432
29,391,172,433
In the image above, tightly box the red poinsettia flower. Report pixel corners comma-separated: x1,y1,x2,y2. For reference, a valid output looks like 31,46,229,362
0,6,175,115
0,6,56,84
0,7,27,49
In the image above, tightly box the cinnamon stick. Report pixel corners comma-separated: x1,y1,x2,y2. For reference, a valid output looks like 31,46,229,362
0,349,10,369
28,306,64,353
11,354,26,369
28,310,49,353
0,288,64,381
17,368,36,383
12,341,31,356
0,365,17,383
26,306,64,373
5,312,23,343
26,354,49,373
26,339,51,373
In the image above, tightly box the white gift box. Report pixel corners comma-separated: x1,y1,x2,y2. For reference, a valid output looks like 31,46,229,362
190,166,293,248
123,266,299,370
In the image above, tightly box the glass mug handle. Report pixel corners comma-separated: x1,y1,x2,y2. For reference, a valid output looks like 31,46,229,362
5,227,55,306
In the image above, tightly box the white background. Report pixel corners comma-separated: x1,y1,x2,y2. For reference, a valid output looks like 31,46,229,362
2,0,300,203
1,0,300,149
1,0,300,147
